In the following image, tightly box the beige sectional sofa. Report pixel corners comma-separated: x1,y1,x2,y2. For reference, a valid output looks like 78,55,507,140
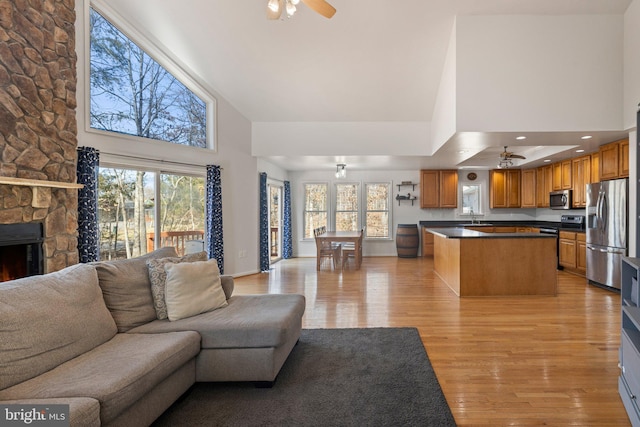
0,247,306,426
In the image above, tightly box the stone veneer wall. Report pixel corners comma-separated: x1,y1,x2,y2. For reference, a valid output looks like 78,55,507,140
0,0,78,273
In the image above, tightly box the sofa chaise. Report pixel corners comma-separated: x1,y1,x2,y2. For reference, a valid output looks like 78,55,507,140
0,247,306,426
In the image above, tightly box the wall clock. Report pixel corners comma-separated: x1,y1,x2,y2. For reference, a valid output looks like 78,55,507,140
467,172,477,181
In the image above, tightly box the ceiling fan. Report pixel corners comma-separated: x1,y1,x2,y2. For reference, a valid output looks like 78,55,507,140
498,146,525,168
499,146,526,160
267,0,336,19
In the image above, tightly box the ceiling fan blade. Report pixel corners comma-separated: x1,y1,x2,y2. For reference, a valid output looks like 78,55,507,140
301,0,336,18
267,0,284,20
511,154,526,159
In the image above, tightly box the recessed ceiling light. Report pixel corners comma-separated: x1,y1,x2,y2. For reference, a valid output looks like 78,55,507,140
516,136,526,140
458,150,468,154
581,135,592,140
576,149,585,153
543,159,551,163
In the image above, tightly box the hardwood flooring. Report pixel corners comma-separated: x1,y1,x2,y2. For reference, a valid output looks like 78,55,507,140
233,256,629,426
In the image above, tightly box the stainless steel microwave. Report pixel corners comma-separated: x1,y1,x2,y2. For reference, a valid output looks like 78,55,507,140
549,189,572,210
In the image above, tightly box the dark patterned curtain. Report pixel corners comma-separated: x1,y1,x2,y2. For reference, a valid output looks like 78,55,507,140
259,172,269,272
283,180,293,259
206,165,224,274
76,147,100,263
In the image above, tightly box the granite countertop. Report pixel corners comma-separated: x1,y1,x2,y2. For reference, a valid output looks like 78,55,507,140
419,220,585,233
425,227,558,239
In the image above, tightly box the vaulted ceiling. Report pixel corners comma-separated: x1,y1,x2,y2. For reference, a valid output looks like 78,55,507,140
102,0,632,171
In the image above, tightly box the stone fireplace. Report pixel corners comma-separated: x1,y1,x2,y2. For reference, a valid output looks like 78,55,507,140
0,0,79,274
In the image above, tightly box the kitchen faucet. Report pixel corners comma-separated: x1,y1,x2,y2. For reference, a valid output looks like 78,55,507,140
470,208,477,224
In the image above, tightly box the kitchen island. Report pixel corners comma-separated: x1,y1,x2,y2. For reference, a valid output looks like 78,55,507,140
426,228,557,297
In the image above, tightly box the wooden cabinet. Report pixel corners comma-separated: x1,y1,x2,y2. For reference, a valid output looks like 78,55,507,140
620,138,629,178
421,227,434,257
600,138,629,181
559,231,586,275
572,155,591,208
420,170,458,208
552,162,562,191
521,169,536,208
536,165,552,208
576,233,587,273
490,169,520,208
591,152,600,183
561,159,572,190
440,170,458,208
493,226,517,233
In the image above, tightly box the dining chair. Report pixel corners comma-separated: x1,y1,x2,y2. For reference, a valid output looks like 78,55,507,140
314,227,341,270
342,228,364,269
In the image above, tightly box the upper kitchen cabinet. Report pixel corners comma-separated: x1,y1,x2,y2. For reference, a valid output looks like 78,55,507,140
521,169,537,208
552,160,572,190
591,152,600,183
600,138,629,180
420,170,458,208
490,169,521,208
572,155,591,208
536,165,552,208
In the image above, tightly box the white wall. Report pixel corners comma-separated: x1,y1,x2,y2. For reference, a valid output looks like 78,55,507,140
75,0,259,276
624,0,640,131
430,18,458,153
252,122,431,156
456,15,624,132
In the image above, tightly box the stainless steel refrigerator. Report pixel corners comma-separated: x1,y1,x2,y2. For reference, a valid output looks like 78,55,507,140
586,178,628,289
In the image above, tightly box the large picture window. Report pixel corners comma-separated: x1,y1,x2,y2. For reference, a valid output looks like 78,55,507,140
89,7,209,148
365,183,391,238
303,183,328,239
98,167,205,260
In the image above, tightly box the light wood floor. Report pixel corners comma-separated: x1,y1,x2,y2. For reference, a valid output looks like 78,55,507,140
234,256,629,426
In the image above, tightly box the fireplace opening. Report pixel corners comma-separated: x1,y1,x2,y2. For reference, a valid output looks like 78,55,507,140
0,223,44,282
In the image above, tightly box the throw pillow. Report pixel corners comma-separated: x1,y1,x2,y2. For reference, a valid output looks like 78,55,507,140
147,251,208,320
164,259,228,321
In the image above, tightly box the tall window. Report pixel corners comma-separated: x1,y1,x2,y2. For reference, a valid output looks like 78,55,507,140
89,8,209,148
462,184,481,214
304,183,328,239
365,183,391,238
98,167,205,260
335,183,359,232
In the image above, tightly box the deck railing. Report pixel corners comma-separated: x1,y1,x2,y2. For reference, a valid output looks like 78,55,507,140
147,230,205,256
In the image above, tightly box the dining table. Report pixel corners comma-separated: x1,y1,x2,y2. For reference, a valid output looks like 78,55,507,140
315,230,363,270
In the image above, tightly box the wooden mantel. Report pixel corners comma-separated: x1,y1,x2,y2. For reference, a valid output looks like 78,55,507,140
0,177,83,189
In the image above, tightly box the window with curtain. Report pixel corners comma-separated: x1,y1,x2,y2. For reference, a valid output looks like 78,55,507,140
89,7,213,149
365,183,391,238
98,167,205,260
335,183,359,232
303,183,328,239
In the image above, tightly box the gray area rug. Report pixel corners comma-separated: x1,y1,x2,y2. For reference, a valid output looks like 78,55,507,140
153,328,456,426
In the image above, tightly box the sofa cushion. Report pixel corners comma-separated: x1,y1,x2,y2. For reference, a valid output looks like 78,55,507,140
128,294,306,348
94,246,178,332
0,264,117,390
147,251,208,320
0,332,200,425
165,259,228,321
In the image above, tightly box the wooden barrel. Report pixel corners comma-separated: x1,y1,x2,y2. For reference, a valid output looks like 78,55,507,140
396,224,419,258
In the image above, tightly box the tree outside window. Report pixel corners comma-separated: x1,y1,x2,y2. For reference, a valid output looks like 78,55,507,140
98,168,205,260
304,183,328,239
365,183,391,238
90,8,208,148
335,183,359,232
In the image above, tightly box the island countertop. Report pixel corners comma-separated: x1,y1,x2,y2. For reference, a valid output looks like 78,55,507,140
425,227,558,239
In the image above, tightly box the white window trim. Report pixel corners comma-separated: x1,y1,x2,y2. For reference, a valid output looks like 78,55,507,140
79,0,217,164
334,181,361,232
365,181,393,241
302,182,330,240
